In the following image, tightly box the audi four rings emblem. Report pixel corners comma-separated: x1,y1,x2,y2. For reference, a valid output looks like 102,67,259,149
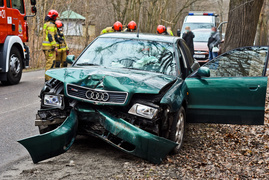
85,90,109,102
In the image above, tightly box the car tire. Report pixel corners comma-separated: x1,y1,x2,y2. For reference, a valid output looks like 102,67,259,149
2,47,22,85
169,106,186,154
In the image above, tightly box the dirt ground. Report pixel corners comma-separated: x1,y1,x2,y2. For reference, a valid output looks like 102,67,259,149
1,83,269,179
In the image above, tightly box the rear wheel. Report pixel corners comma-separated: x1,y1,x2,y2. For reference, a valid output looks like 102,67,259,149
169,106,186,154
2,47,22,85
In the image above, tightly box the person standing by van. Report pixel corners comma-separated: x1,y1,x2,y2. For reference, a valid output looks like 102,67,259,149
182,26,195,56
207,26,221,60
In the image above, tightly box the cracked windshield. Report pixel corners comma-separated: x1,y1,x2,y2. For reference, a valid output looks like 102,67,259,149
75,38,177,76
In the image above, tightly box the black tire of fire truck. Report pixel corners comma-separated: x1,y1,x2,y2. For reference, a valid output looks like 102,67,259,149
1,47,22,85
169,106,186,154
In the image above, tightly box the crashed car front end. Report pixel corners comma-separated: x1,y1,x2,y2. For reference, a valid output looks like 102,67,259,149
19,34,188,164
19,68,187,164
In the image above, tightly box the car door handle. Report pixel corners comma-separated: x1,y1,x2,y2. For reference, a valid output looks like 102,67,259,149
248,85,260,91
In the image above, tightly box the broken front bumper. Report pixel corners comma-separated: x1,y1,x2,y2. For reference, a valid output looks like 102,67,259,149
95,110,177,164
18,109,78,163
18,107,177,164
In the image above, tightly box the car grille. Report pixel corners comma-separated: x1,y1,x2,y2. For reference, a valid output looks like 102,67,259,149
66,84,128,104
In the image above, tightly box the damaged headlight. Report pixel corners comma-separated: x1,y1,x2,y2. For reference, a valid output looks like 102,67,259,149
128,103,159,119
43,94,64,109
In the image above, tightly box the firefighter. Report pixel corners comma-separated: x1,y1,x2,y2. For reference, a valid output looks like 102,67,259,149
42,9,58,81
157,25,173,36
167,26,174,36
100,21,123,34
55,20,69,68
123,20,137,32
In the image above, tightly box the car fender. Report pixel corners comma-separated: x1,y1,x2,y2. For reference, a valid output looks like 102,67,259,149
18,109,78,164
160,78,188,112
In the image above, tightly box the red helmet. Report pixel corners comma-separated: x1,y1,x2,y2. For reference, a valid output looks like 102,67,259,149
47,10,58,20
112,21,123,31
55,20,63,28
127,21,137,30
157,25,166,34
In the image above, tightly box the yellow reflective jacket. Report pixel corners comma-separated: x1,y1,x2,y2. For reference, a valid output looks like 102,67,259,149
167,29,174,36
42,21,58,50
100,27,114,35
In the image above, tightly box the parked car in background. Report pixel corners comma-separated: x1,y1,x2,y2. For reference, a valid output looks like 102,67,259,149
192,29,211,64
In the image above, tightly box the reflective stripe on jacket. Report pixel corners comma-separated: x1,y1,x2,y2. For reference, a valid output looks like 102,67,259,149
167,29,174,36
42,21,58,50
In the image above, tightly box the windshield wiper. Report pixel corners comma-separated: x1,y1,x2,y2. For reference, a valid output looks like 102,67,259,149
76,62,100,66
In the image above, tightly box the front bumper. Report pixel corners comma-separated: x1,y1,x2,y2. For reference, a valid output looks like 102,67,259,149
94,110,177,164
18,109,78,163
19,106,177,164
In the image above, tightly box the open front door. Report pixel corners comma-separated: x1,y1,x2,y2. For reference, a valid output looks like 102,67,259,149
186,46,269,125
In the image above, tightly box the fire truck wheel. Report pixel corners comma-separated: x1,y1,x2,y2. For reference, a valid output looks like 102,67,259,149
2,47,22,85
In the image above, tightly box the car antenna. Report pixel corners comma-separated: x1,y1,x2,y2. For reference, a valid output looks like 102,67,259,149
137,24,139,38
137,5,144,38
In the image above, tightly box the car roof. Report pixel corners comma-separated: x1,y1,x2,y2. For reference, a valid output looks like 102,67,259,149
98,32,181,43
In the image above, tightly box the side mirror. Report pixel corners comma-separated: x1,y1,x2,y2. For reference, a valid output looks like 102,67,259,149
191,61,200,72
31,6,37,14
66,55,75,64
30,0,36,6
197,67,210,77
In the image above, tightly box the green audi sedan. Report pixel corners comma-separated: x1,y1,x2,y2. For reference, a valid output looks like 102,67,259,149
19,33,268,164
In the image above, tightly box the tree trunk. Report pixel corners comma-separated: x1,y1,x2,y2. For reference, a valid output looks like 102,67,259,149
223,0,264,52
255,0,268,46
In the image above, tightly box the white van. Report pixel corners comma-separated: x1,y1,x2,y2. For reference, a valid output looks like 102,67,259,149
180,12,219,36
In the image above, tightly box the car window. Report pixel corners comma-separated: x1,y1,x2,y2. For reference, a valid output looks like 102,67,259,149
6,0,10,7
12,0,24,14
0,0,3,6
193,31,211,42
203,47,268,77
76,38,177,76
181,23,213,33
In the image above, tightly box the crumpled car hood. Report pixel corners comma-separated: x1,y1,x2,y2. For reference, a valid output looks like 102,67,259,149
46,67,177,94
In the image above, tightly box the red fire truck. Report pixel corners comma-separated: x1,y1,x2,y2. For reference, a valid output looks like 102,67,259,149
0,0,36,85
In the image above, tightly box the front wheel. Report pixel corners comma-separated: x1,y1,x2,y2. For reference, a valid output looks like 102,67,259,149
2,47,23,85
169,106,186,154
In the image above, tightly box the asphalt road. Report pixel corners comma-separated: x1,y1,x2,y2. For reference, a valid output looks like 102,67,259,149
0,70,45,173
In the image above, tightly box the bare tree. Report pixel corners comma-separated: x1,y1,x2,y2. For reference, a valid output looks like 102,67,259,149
223,0,264,52
255,0,269,46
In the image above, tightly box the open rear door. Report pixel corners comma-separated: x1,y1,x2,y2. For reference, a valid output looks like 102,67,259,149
186,46,269,125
